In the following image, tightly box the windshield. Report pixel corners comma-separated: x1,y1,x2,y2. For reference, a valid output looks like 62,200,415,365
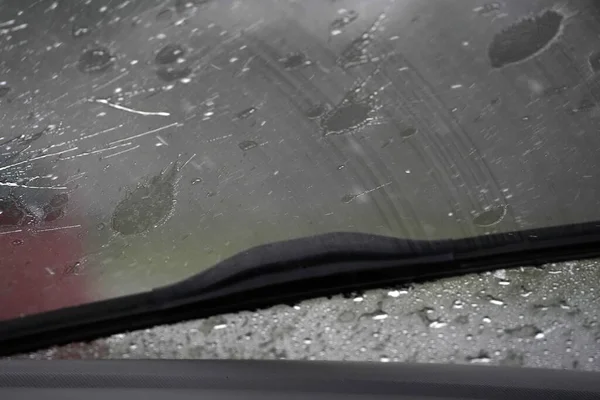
1,0,599,322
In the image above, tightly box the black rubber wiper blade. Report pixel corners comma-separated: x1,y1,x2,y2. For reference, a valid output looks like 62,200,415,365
2,220,600,357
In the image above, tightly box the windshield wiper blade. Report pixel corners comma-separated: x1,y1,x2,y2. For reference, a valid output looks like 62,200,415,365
3,220,600,357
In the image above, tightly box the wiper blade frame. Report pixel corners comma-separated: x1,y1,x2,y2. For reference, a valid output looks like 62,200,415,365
2,220,600,356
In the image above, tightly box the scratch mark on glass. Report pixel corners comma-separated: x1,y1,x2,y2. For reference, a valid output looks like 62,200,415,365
342,182,392,203
109,122,179,145
0,148,78,172
103,144,140,159
0,182,67,190
35,224,81,233
94,98,171,116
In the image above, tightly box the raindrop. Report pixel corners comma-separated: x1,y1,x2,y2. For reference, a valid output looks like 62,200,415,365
71,24,90,38
213,324,227,330
535,332,545,340
467,350,491,364
337,310,356,323
589,51,600,73
321,101,372,135
372,312,388,320
43,208,64,222
500,350,525,367
111,163,179,235
474,3,502,16
487,296,504,306
452,299,464,309
156,66,191,82
305,104,326,119
341,194,357,204
191,178,203,185
429,320,447,329
12,238,24,246
78,47,114,73
156,8,173,21
400,127,417,138
488,10,563,68
0,197,28,226
337,13,385,68
473,205,506,227
380,356,390,362
330,10,359,34
504,325,542,339
482,316,492,323
0,86,10,98
280,52,308,70
492,269,506,279
96,222,106,231
235,107,257,120
155,44,186,65
238,141,258,151
49,193,69,208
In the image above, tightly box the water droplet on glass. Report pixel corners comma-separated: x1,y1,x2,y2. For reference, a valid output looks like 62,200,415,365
468,350,491,364
155,43,186,65
280,52,308,70
400,127,417,138
156,8,173,21
337,16,380,69
429,319,447,329
452,299,464,309
487,296,504,306
474,3,502,16
111,163,178,235
71,24,90,38
341,194,357,204
372,312,388,321
330,10,359,34
305,104,326,119
238,140,258,151
321,100,373,135
473,205,506,227
338,310,355,323
488,10,563,68
0,86,11,98
49,193,68,208
505,324,543,339
535,332,545,340
156,66,191,82
235,107,257,120
43,207,64,222
78,47,114,73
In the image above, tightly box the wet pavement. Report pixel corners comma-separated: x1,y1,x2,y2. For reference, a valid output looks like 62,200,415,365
1,0,600,315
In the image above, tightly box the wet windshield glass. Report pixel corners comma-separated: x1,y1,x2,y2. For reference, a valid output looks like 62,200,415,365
1,0,599,319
